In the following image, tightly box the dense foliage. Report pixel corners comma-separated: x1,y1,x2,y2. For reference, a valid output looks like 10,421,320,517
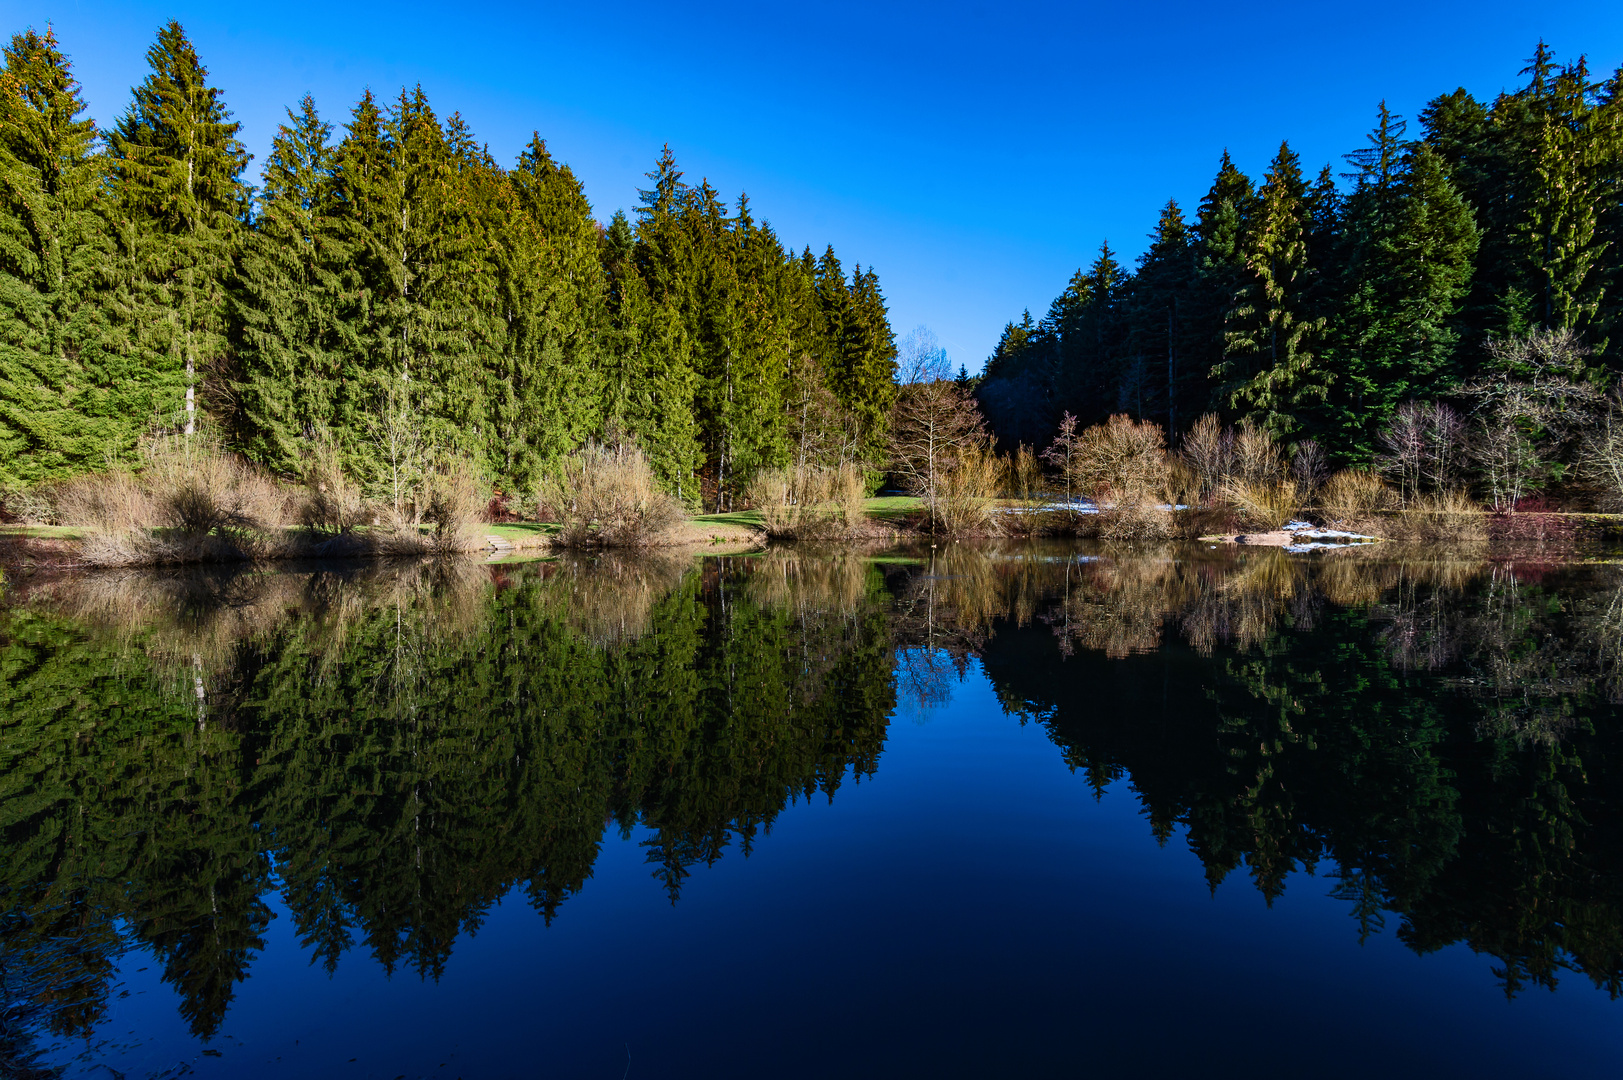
979,44,1623,465
0,23,897,507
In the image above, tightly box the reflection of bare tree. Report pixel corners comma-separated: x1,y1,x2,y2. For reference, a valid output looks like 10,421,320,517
534,550,694,647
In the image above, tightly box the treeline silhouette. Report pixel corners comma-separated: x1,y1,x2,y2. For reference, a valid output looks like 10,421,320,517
0,23,897,506
979,43,1623,466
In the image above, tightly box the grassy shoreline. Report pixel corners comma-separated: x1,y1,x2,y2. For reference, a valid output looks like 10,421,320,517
6,499,1623,576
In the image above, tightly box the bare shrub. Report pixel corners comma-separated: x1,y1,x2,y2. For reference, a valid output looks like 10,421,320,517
0,485,55,525
1180,413,1234,502
747,462,867,539
1075,414,1169,505
1005,444,1043,501
1384,490,1487,542
1465,329,1606,510
1099,498,1172,540
298,440,370,534
1318,470,1394,526
1157,457,1198,510
142,434,285,535
1378,402,1468,505
1000,443,1050,537
1580,396,1623,511
422,461,486,553
938,448,1002,535
1291,439,1328,498
1233,421,1284,484
54,469,153,533
540,440,684,547
1222,477,1302,531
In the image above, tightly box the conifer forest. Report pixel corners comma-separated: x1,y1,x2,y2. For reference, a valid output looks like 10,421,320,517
979,44,1623,470
3,23,1623,518
0,23,897,505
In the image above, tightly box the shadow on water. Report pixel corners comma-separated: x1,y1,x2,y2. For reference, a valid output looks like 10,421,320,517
2,541,1623,1068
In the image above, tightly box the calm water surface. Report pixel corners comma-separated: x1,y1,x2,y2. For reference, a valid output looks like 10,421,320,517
3,543,1622,1077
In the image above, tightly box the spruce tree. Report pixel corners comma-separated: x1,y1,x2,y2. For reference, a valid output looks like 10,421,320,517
1187,151,1256,418
492,134,606,487
107,20,249,436
1126,199,1198,434
0,28,119,485
1325,107,1479,459
234,94,346,472
1219,141,1329,440
601,209,701,499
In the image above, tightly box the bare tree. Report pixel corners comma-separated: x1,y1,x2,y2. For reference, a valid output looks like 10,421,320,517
1422,403,1467,494
1292,439,1329,494
889,378,988,531
785,352,861,470
367,375,425,522
1580,392,1623,511
1041,412,1083,506
1179,413,1233,503
1464,329,1605,510
897,325,953,385
1378,402,1427,506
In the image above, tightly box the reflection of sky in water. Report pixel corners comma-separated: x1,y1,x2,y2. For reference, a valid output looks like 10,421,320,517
40,656,1623,1080
9,548,1623,1078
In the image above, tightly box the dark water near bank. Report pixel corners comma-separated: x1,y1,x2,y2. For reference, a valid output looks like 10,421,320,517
3,543,1623,1077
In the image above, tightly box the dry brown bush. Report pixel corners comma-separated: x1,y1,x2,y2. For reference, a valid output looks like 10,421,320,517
1099,499,1172,540
938,448,1003,535
748,462,867,539
0,484,55,525
422,462,486,553
1180,413,1233,501
298,441,370,534
540,440,684,547
999,443,1052,537
1221,477,1302,530
1076,414,1169,505
1381,490,1488,542
1233,421,1284,484
142,434,286,534
1318,470,1395,526
54,469,153,533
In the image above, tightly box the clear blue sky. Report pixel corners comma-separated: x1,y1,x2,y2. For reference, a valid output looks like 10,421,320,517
7,1,1622,370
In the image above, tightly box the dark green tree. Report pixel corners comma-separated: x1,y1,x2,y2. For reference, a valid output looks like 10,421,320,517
1219,141,1330,440
107,20,249,437
0,28,121,485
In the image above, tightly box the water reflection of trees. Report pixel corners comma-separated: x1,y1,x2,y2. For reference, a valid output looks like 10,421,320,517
924,544,1623,1000
6,544,1623,1058
0,554,895,1045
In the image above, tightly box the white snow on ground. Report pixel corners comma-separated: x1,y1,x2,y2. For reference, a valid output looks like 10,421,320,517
1281,520,1378,553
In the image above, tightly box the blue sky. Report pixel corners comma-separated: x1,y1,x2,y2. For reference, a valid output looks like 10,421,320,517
7,0,1622,369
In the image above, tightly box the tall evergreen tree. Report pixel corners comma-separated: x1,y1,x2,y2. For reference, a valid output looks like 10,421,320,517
1323,107,1479,459
0,28,119,485
107,20,249,436
1126,199,1198,434
491,134,606,486
234,94,345,472
1187,150,1256,418
1219,141,1329,440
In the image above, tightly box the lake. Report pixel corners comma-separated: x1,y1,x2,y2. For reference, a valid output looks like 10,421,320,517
3,543,1621,1078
